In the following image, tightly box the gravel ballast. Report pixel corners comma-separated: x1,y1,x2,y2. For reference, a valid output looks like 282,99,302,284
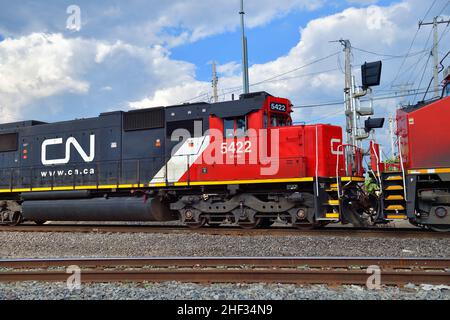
0,282,449,300
0,232,448,258
0,231,448,300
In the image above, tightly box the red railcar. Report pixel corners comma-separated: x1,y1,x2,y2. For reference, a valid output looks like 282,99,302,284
371,70,450,231
397,96,450,170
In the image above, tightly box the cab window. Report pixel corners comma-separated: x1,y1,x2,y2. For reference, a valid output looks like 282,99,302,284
223,116,247,137
270,114,291,127
223,118,235,138
235,116,246,137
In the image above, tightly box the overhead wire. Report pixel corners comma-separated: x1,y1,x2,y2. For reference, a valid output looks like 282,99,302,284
389,0,437,88
293,89,430,109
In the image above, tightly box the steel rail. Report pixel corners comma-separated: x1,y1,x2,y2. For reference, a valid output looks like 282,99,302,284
0,225,448,238
0,269,448,285
1,256,449,269
0,257,448,285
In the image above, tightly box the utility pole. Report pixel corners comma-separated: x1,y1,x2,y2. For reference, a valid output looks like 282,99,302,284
211,61,219,103
240,0,250,94
419,17,450,98
340,39,354,148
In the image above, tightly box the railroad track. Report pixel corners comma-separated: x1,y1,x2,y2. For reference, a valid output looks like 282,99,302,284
0,257,449,285
0,224,449,238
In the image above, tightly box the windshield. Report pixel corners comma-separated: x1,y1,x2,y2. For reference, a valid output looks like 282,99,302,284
270,114,291,127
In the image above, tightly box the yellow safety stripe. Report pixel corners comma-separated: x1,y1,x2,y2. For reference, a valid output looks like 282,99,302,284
385,195,404,200
167,176,364,187
0,184,146,193
154,177,316,187
325,213,339,218
385,185,404,191
386,215,407,220
385,175,403,181
148,183,168,188
408,168,450,174
385,205,405,211
0,175,365,193
340,177,365,182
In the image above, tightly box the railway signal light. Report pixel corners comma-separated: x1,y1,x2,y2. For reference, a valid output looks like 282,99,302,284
364,117,385,132
361,61,382,89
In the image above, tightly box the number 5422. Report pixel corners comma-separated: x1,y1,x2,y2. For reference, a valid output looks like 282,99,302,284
220,141,252,154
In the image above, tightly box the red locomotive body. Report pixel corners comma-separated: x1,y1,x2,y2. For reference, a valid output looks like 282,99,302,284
175,93,347,185
397,96,450,170
374,73,450,231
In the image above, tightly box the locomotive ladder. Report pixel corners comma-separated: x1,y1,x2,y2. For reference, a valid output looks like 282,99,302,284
380,171,407,220
322,181,341,221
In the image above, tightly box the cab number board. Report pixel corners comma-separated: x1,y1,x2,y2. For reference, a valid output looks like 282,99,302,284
270,102,287,112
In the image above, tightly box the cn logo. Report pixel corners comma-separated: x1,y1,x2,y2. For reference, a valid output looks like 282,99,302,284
331,138,344,155
41,135,95,165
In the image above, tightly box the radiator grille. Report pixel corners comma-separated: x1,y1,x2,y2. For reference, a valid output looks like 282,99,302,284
123,108,165,131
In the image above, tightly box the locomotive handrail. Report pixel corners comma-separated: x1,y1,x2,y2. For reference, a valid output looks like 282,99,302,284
315,126,319,195
398,136,407,202
0,158,157,191
335,144,346,198
370,141,382,188
335,143,364,198
0,151,308,191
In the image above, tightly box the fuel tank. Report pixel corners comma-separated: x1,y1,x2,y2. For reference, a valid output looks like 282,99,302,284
22,196,177,222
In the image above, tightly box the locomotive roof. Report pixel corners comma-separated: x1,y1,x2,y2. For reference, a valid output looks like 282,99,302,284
163,91,273,118
400,96,441,113
0,120,47,130
0,91,275,130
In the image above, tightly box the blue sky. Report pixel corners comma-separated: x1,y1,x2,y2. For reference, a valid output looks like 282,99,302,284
0,0,448,156
171,0,399,82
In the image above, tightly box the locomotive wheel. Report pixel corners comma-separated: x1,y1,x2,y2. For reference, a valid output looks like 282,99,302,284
293,222,315,230
207,222,222,227
259,218,275,228
429,225,450,232
8,211,22,226
186,218,207,229
207,218,223,227
238,218,262,229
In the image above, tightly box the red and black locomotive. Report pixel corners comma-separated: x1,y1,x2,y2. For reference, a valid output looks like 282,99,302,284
0,70,449,231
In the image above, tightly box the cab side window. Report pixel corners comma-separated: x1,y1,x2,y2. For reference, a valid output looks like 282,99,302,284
223,118,235,138
235,116,246,137
223,116,247,138
269,114,291,127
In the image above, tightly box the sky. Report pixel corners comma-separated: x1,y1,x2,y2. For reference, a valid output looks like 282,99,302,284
0,0,449,157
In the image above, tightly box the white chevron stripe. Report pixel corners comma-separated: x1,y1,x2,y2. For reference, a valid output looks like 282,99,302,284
150,135,210,184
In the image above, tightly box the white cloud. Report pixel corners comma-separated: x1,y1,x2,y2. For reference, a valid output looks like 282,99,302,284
0,32,196,121
0,0,447,139
127,0,449,156
217,61,241,77
0,1,324,48
0,33,90,121
347,0,379,4
130,2,415,113
160,0,324,45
